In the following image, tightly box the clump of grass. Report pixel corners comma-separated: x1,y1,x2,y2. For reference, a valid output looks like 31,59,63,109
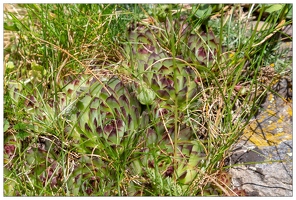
4,3,292,196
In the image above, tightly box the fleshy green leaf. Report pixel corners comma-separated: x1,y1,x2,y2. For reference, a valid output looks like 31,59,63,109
4,119,9,132
265,4,284,13
106,94,120,109
157,89,170,100
146,128,157,146
179,126,191,141
140,111,150,129
137,86,156,105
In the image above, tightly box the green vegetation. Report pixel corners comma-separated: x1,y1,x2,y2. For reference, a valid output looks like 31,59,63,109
3,4,292,196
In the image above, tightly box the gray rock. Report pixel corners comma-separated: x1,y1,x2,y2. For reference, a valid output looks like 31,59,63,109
229,160,292,196
229,141,292,196
228,77,292,196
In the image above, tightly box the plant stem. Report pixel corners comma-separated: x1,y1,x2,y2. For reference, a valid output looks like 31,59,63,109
168,4,179,183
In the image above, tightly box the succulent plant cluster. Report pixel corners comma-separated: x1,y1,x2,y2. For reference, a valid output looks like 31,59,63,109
123,16,219,70
4,13,223,196
117,15,221,193
121,15,220,144
61,76,143,152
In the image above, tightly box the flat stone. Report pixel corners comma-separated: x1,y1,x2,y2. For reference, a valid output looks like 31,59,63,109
229,161,292,196
229,147,266,166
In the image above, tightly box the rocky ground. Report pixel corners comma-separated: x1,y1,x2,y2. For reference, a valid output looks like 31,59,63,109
228,66,292,196
226,12,293,197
